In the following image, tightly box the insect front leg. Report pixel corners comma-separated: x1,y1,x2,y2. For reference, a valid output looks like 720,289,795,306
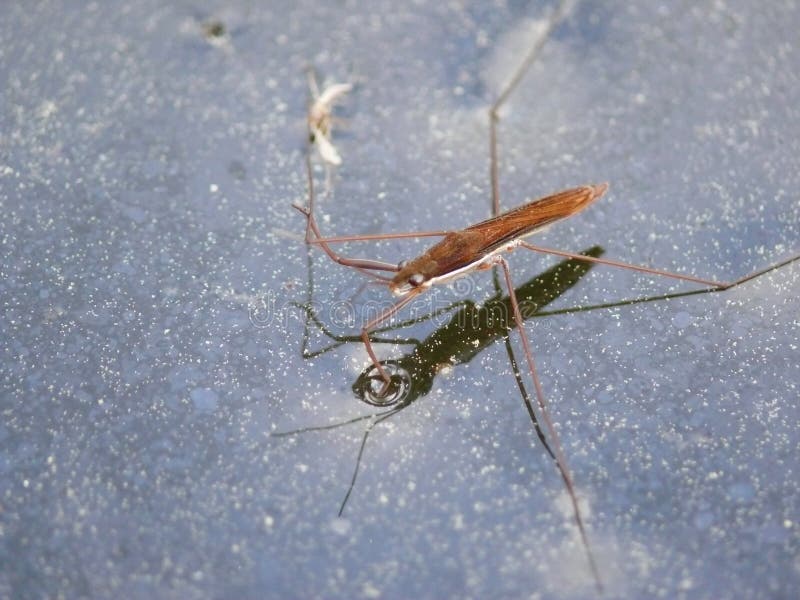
358,289,424,399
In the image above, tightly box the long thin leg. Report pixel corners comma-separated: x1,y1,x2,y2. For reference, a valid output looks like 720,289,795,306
491,250,556,460
271,411,388,437
303,133,447,246
486,5,601,588
306,231,450,244
486,1,571,465
271,402,407,517
303,150,448,245
339,421,373,516
520,241,800,290
490,0,572,215
338,406,404,516
360,290,425,391
502,336,556,460
718,253,800,287
294,297,473,359
496,256,603,593
303,145,445,261
304,141,317,242
536,287,717,318
301,153,399,275
293,287,425,361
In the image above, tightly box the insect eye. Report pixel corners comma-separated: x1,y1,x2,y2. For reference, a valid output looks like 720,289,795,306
397,260,408,269
409,273,425,287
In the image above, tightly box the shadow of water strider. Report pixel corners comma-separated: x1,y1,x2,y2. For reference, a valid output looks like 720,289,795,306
277,246,606,514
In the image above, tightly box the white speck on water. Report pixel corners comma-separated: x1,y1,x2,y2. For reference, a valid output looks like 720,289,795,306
37,100,57,119
362,582,381,598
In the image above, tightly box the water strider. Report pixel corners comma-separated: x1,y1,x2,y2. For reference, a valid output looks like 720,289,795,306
291,0,800,593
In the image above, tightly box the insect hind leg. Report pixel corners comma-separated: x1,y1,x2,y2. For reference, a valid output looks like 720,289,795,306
519,242,800,291
494,255,604,593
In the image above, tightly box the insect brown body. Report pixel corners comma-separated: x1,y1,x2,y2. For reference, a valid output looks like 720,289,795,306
390,184,608,294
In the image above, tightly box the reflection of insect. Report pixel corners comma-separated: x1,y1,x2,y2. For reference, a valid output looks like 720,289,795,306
297,245,605,406
292,1,799,593
306,67,352,167
282,245,606,510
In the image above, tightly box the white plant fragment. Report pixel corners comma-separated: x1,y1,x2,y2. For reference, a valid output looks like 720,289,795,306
307,71,352,166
